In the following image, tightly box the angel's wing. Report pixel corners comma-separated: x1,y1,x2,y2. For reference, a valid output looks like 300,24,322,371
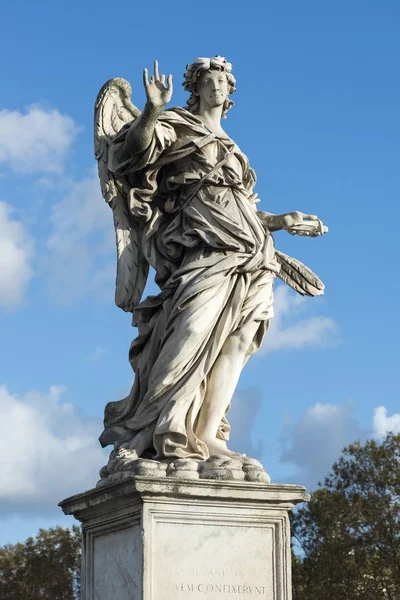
94,78,148,313
275,250,325,297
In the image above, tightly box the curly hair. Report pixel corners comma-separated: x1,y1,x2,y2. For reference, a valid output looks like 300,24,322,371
182,56,236,119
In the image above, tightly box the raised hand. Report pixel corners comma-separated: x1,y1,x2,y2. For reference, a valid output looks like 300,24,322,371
143,60,173,110
281,211,328,237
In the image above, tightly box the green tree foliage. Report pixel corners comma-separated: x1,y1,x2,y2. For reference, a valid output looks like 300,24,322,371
292,433,400,599
0,526,81,600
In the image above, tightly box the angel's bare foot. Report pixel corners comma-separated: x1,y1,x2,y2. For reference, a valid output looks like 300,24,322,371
116,446,139,461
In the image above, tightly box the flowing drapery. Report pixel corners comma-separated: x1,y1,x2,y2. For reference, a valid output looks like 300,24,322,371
100,108,279,459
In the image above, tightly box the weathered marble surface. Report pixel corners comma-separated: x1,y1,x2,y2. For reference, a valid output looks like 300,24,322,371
98,453,271,487
94,56,327,467
60,477,309,600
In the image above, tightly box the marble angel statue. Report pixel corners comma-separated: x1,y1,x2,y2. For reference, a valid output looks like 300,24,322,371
94,56,327,474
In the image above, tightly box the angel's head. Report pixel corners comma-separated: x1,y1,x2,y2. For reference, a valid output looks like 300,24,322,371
183,56,236,118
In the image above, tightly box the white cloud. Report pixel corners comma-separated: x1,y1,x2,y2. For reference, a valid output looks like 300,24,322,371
263,285,339,352
373,406,400,437
0,201,34,310
35,176,57,189
0,384,107,515
45,171,115,303
0,105,79,174
280,401,367,490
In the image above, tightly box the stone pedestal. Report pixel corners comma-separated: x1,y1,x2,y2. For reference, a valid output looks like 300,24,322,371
59,477,308,600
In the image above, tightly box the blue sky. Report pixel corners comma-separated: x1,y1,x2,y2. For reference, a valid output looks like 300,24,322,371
0,0,399,544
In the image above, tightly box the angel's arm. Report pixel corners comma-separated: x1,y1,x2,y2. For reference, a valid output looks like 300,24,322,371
257,211,300,232
125,104,163,155
124,60,173,155
258,210,328,236
257,211,286,232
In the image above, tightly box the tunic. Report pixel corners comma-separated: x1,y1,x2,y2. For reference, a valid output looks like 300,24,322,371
100,107,280,459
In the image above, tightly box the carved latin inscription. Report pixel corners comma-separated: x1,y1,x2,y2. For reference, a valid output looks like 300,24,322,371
173,583,268,595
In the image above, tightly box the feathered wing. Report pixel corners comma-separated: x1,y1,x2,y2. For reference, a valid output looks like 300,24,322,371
94,78,148,312
275,249,325,297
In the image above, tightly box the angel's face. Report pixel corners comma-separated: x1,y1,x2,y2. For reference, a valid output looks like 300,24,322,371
196,69,229,111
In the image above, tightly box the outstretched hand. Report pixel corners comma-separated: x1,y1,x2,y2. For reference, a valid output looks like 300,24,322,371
143,60,173,110
281,211,328,237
